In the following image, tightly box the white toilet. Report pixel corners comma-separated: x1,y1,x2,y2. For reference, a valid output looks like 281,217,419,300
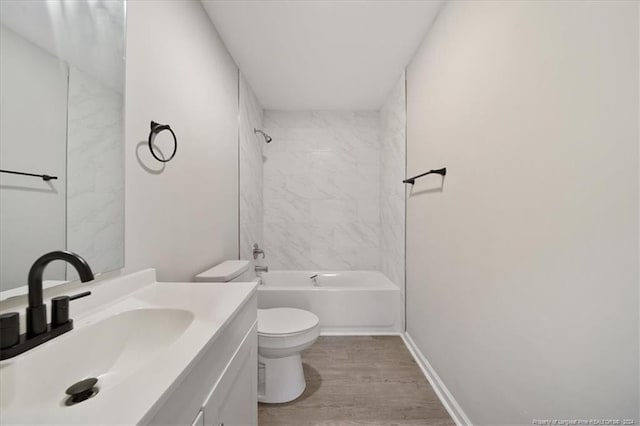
195,260,320,404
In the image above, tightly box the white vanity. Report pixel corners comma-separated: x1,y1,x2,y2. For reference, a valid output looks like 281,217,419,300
0,269,258,425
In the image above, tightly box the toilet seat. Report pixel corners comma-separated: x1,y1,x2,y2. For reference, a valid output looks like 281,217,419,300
257,308,320,360
258,308,319,336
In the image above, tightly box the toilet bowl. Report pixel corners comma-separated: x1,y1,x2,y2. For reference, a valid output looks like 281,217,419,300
195,261,320,404
257,307,320,403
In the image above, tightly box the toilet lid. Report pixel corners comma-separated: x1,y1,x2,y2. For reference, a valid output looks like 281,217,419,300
258,308,319,336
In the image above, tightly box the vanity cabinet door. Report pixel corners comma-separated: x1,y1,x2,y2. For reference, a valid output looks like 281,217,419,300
204,323,257,426
192,410,204,426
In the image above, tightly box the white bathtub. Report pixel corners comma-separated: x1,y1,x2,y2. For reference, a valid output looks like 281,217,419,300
257,271,401,334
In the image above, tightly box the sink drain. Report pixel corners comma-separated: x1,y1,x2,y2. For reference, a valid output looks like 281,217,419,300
65,377,99,406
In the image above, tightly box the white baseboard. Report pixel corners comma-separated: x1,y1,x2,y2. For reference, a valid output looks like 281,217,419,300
320,331,402,336
320,324,402,335
401,332,473,426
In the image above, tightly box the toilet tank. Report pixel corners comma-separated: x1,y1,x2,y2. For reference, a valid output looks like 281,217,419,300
194,260,251,282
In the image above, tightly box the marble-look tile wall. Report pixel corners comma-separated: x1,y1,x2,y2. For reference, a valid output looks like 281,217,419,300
380,73,406,291
66,66,124,279
263,111,381,270
239,75,265,276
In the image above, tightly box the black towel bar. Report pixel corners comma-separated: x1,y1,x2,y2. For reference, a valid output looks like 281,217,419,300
0,169,58,181
403,168,446,185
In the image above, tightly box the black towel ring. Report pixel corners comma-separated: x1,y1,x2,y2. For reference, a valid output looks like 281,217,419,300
148,121,177,163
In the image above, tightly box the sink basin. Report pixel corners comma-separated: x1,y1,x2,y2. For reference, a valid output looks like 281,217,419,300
0,308,193,411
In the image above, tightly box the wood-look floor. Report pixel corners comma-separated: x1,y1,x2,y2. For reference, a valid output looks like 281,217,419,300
258,336,454,426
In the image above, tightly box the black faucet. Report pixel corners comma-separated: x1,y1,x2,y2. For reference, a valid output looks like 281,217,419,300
26,251,94,336
0,251,94,360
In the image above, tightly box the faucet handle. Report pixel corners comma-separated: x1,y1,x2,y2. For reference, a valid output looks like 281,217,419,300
253,243,266,259
69,291,91,301
51,291,91,328
0,312,20,349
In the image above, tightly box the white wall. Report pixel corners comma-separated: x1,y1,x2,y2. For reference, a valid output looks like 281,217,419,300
0,26,67,289
262,111,381,270
406,1,638,424
125,0,239,282
239,74,265,276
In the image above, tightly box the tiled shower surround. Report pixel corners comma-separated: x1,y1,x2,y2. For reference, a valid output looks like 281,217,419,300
67,66,124,279
380,74,406,292
239,75,264,276
264,111,388,270
263,111,382,271
239,75,406,287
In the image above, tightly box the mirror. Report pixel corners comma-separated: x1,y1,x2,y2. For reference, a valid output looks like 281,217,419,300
0,1,126,295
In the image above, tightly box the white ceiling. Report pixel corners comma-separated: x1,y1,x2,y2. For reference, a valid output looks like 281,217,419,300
202,0,443,110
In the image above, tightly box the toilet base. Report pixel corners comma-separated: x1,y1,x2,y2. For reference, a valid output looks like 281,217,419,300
258,353,306,404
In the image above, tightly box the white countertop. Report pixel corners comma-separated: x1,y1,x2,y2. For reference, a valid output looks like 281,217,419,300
0,269,257,425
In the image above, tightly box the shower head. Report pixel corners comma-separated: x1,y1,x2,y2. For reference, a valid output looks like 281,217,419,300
254,128,272,143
